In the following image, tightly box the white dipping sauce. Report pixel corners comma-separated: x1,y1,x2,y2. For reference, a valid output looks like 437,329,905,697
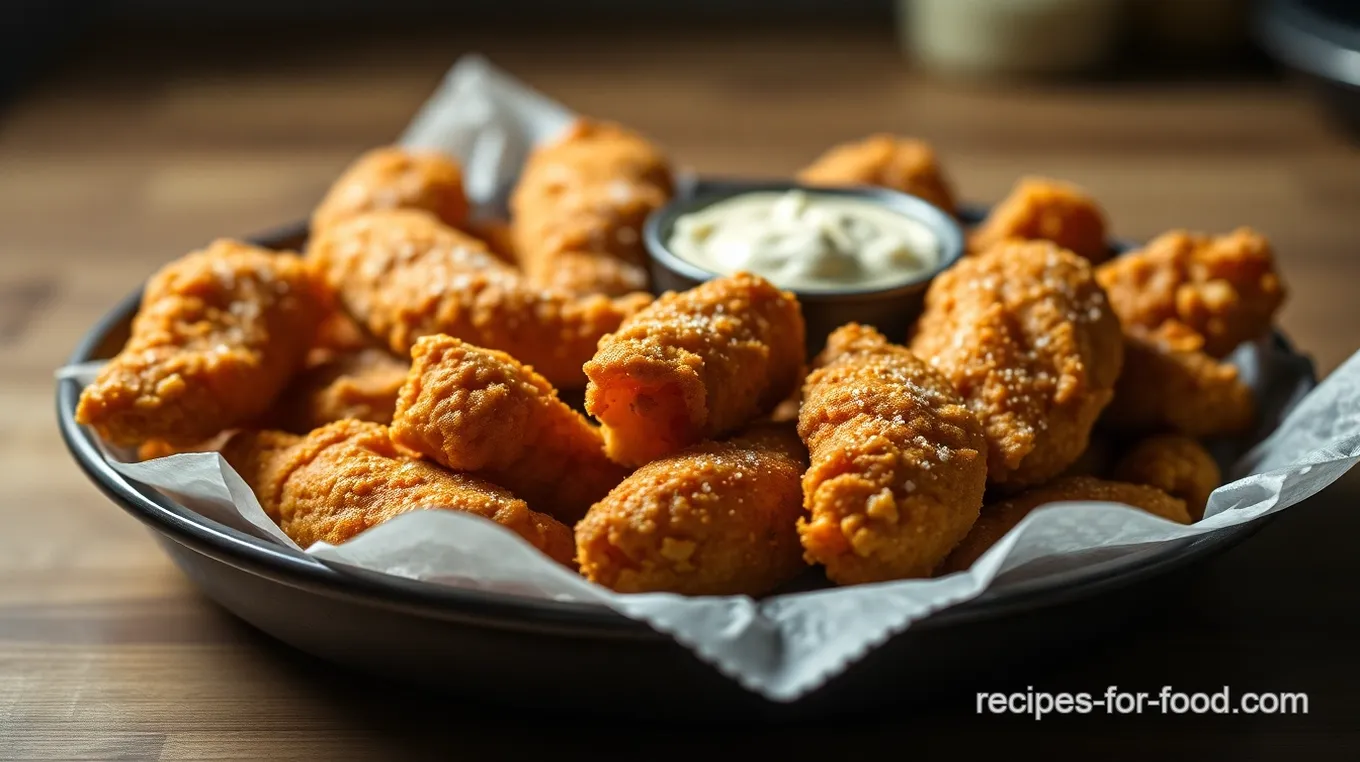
667,190,941,291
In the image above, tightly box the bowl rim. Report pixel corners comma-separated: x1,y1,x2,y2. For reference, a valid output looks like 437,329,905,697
56,208,1304,639
643,179,966,299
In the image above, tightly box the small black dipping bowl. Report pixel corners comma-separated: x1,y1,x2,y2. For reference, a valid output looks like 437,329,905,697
643,179,965,354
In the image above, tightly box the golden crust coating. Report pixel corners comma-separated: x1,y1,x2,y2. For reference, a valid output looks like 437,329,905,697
390,335,628,524
510,119,673,297
939,476,1191,574
584,272,806,467
1095,228,1286,358
311,146,468,234
797,134,956,214
798,324,988,585
307,209,651,390
969,177,1110,264
221,420,575,565
909,241,1124,487
575,424,808,595
1103,324,1255,438
75,240,328,447
267,347,409,433
1113,434,1220,521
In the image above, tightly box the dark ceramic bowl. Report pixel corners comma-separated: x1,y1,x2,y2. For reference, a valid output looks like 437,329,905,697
644,179,965,355
56,206,1313,721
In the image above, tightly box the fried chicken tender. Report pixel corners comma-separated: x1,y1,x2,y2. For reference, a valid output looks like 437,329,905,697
970,177,1110,264
311,146,468,234
938,476,1191,574
390,335,628,524
1095,228,1286,358
267,347,409,433
576,424,808,595
584,272,806,467
308,209,651,389
797,134,956,214
910,241,1124,487
75,240,328,447
1103,324,1255,438
221,420,575,564
798,324,988,585
510,119,673,297
1113,435,1220,521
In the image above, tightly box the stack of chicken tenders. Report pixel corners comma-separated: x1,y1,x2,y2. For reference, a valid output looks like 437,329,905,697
75,119,1287,596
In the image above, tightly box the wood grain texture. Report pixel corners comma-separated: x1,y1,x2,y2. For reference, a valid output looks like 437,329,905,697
1,24,1358,760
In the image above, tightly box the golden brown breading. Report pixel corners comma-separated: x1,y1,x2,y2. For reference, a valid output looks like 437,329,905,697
221,420,575,565
307,208,651,390
584,272,806,467
1113,434,1220,521
938,476,1191,574
909,240,1124,488
510,119,673,297
1102,324,1255,438
267,347,409,433
1095,228,1286,358
463,218,519,266
798,324,988,585
575,424,808,595
75,240,328,447
797,134,956,214
390,335,628,524
311,146,468,234
969,177,1109,264
310,309,378,358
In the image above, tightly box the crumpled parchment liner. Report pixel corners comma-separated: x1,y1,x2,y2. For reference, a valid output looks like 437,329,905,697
55,56,1360,702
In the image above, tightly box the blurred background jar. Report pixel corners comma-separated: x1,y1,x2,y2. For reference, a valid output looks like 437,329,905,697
898,0,1251,78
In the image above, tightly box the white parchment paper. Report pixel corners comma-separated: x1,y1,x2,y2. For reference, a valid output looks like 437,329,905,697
57,57,1360,702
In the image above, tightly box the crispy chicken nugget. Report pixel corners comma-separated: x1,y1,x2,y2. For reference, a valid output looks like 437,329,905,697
308,209,651,390
311,146,468,233
1103,324,1255,438
1113,435,1220,521
575,424,808,595
910,241,1124,487
938,476,1191,574
797,134,956,214
798,324,988,585
390,335,628,524
267,347,409,433
510,119,673,297
969,177,1110,264
584,272,806,467
1095,228,1286,358
75,240,328,447
221,420,575,565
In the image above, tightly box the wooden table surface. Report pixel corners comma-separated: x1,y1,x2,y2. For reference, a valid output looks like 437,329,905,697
3,25,1359,761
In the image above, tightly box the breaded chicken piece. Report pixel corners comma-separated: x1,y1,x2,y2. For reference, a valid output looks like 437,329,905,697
576,424,808,595
311,146,468,234
970,177,1110,264
1103,324,1255,438
463,218,519,266
76,240,328,447
311,309,378,358
910,241,1124,487
1113,434,1220,521
390,335,628,524
221,420,575,565
798,324,988,585
308,209,651,390
938,476,1191,574
510,119,673,297
584,272,806,467
267,347,409,433
797,134,956,215
1095,228,1286,358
